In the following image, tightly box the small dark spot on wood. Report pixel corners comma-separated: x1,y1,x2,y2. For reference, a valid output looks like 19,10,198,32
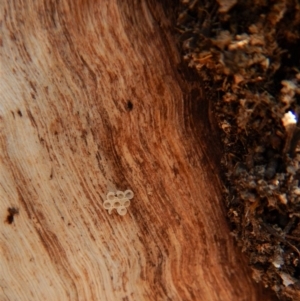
26,109,38,128
6,207,19,224
11,111,15,118
68,222,71,226
81,129,88,145
126,100,133,111
50,168,53,180
10,32,17,41
29,81,37,93
17,110,22,117
173,166,179,177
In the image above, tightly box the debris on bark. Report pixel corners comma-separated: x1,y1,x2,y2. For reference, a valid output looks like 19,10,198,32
177,0,300,300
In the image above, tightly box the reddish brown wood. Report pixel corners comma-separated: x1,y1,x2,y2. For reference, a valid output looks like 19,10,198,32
0,1,277,300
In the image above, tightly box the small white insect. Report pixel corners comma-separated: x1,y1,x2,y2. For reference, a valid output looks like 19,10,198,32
103,190,134,216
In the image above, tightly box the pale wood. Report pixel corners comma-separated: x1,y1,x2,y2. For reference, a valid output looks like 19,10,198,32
0,1,276,301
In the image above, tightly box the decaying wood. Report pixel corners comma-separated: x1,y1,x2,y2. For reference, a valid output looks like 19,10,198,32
0,1,277,300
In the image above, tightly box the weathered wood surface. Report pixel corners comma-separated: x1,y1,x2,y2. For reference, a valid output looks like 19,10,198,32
0,1,276,301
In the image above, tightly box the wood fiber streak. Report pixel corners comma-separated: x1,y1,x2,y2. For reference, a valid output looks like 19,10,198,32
0,1,276,301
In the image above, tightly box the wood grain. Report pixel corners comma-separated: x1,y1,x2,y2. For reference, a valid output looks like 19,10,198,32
0,1,277,300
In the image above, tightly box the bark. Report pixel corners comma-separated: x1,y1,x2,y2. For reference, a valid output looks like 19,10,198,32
0,1,277,301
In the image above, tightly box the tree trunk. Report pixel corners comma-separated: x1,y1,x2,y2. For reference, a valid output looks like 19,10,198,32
0,1,277,300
